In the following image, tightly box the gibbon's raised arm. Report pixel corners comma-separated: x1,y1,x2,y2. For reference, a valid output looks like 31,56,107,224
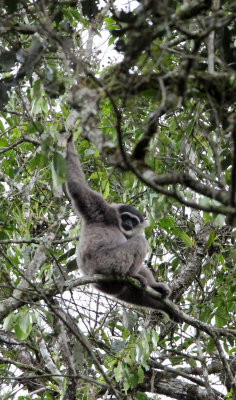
66,138,110,222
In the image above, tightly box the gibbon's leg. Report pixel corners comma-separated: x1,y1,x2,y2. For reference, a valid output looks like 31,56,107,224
92,235,147,296
94,281,125,296
92,242,179,320
116,285,180,321
137,266,171,297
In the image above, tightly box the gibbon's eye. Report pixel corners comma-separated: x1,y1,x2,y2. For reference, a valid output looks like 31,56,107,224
121,213,140,231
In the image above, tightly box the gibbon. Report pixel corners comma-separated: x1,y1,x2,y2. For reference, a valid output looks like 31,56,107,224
66,137,178,320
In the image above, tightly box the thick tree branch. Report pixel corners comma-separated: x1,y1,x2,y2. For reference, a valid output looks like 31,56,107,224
0,236,79,245
0,270,235,338
138,373,224,400
230,120,236,207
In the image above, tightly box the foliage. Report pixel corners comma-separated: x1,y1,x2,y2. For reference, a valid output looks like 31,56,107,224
0,1,235,400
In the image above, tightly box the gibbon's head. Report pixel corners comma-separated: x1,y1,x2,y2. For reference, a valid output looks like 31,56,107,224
111,204,149,238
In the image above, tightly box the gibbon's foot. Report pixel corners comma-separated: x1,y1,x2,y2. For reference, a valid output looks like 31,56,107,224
151,282,171,298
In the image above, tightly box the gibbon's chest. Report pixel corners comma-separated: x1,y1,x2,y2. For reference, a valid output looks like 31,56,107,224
78,223,126,253
77,223,127,275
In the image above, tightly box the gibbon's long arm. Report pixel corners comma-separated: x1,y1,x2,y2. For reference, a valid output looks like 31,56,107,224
66,138,110,222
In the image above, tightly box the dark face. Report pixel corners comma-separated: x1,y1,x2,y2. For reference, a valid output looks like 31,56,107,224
119,205,144,222
120,212,140,231
118,204,148,238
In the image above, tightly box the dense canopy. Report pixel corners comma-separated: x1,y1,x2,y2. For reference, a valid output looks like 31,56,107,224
0,1,235,400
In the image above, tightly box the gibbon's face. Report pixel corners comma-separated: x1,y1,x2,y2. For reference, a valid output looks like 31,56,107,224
112,204,149,238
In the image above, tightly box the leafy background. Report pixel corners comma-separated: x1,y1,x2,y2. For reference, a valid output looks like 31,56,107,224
0,1,235,400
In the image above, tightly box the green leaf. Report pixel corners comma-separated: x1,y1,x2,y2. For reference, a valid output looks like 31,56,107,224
102,180,110,199
3,313,16,331
135,334,150,365
89,171,102,179
31,97,43,115
160,216,175,230
108,36,116,46
123,172,135,189
15,313,32,340
138,366,144,383
124,379,130,394
29,153,47,170
186,120,194,136
229,347,236,355
128,370,139,389
151,330,159,347
52,152,67,184
114,362,123,382
206,230,216,249
136,393,149,400
215,313,226,328
0,120,5,132
0,231,10,239
214,213,226,227
188,358,197,367
122,309,137,331
179,231,194,247
206,337,215,353
169,119,177,133
111,340,126,353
